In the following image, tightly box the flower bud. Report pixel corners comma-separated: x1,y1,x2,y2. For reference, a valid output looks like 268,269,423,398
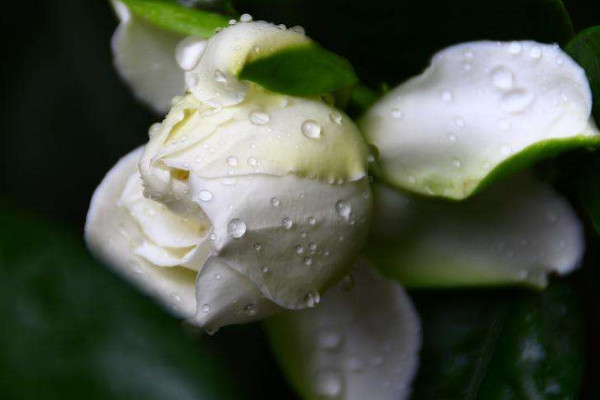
86,22,372,331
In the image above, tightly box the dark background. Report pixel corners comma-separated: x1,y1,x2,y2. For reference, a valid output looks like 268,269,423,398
0,0,599,399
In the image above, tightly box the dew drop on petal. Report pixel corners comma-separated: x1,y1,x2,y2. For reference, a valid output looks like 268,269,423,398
199,190,213,202
390,108,404,119
228,218,247,238
249,110,270,125
491,66,514,90
227,156,238,166
271,197,280,207
301,119,322,139
335,200,352,219
329,112,342,125
243,303,257,316
304,291,321,308
282,218,293,229
314,370,342,398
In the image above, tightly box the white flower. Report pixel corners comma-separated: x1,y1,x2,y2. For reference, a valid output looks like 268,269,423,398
86,21,372,331
360,41,600,200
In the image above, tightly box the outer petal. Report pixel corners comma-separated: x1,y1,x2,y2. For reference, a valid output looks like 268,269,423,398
191,256,282,332
188,173,371,309
85,147,197,318
182,21,310,107
265,259,421,400
361,41,600,200
368,175,584,288
85,147,282,328
111,0,186,113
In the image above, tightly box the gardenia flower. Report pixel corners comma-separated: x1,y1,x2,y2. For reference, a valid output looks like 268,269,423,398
85,21,372,332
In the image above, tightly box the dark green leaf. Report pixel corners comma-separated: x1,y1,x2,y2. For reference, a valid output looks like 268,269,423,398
238,43,358,97
566,26,600,122
119,0,230,38
411,284,585,399
234,0,575,86
0,207,239,399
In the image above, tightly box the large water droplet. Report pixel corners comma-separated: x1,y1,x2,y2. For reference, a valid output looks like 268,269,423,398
304,256,313,266
227,156,238,166
329,112,342,125
243,303,257,317
335,200,352,219
301,119,322,139
282,218,293,229
199,190,213,202
501,89,535,113
249,110,270,125
304,291,321,308
201,303,210,313
491,66,514,90
315,370,342,398
239,13,253,22
214,69,227,83
175,37,207,71
228,218,247,238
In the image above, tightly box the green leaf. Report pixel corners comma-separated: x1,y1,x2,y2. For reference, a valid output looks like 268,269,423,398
0,207,239,399
566,26,600,122
238,43,358,97
234,0,575,86
118,0,230,38
411,283,585,399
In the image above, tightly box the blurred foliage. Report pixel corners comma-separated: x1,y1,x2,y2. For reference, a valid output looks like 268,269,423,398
411,284,585,399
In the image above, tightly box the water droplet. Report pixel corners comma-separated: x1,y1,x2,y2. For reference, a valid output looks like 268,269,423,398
213,69,227,83
329,111,342,125
319,329,342,351
335,200,352,219
390,108,404,119
295,245,304,254
225,156,238,167
301,119,322,139
308,242,317,252
261,266,269,273
271,197,280,207
308,216,317,226
199,190,213,202
175,37,207,71
249,110,270,125
304,256,313,266
340,274,355,291
529,46,542,59
201,303,210,313
461,62,473,72
455,117,465,128
282,218,293,229
239,13,253,22
243,303,257,317
228,218,247,238
304,291,321,308
291,25,306,35
508,42,522,55
314,370,342,398
501,89,535,113
247,157,258,166
441,89,453,102
491,66,514,90
253,243,262,252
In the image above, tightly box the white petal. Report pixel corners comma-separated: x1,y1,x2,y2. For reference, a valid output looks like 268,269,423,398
265,259,421,400
111,0,186,114
361,41,600,199
369,174,585,288
189,173,372,309
183,21,309,107
85,147,197,318
191,256,282,331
